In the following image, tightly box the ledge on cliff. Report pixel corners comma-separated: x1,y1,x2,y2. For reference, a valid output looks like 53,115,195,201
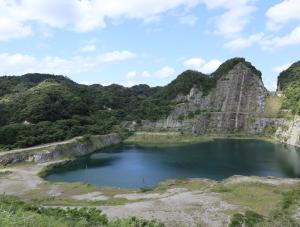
0,133,122,165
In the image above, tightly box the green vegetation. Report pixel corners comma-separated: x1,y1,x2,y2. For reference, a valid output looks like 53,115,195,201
125,132,275,148
137,178,211,193
278,61,300,115
215,181,300,226
124,132,213,147
262,94,283,118
211,57,262,79
278,61,300,91
0,58,263,149
0,195,163,227
146,58,261,104
263,125,277,137
229,210,265,227
214,182,285,215
0,171,11,178
0,74,157,149
158,70,216,98
151,178,212,192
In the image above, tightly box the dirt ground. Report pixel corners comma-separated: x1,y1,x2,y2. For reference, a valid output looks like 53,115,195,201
1,162,300,227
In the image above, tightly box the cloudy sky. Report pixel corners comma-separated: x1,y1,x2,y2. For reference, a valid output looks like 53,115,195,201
0,0,299,90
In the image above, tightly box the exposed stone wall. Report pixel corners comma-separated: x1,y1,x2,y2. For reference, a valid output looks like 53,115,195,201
138,62,271,135
247,118,286,135
275,116,300,147
0,133,122,165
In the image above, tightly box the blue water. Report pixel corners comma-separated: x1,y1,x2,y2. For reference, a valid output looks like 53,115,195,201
45,139,300,188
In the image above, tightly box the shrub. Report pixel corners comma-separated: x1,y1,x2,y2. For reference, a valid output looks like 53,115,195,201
229,211,264,227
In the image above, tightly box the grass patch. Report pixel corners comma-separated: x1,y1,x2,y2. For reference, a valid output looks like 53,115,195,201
213,182,286,215
263,125,277,137
124,132,213,147
145,179,213,193
38,161,71,178
228,184,300,226
0,171,12,178
125,132,276,148
0,195,163,227
229,210,265,227
262,95,283,118
30,196,130,207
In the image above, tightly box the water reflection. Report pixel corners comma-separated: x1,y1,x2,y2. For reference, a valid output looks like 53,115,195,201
274,144,300,177
45,139,300,188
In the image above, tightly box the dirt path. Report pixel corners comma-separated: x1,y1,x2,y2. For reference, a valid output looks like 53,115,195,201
101,190,239,227
0,138,80,156
0,162,59,196
1,163,300,227
0,163,239,226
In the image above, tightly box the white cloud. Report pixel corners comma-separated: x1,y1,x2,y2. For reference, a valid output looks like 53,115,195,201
126,71,137,79
154,66,176,78
141,66,176,79
266,0,300,31
80,81,92,85
0,0,258,42
224,26,300,51
0,50,136,76
224,33,264,50
183,57,222,74
102,82,112,86
200,0,256,37
155,66,176,78
261,26,300,50
0,18,32,42
0,1,32,41
183,58,205,69
179,15,198,26
99,51,136,63
123,80,137,87
264,78,278,92
0,0,200,41
133,66,176,79
201,60,222,73
141,71,151,78
273,63,292,74
80,44,97,52
265,62,293,91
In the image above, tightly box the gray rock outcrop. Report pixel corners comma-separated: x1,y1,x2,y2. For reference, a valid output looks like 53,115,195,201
0,133,122,165
275,116,300,147
139,62,271,135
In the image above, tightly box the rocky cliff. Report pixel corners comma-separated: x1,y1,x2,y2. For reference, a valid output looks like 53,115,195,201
139,59,273,135
275,116,300,147
0,133,122,165
273,61,300,147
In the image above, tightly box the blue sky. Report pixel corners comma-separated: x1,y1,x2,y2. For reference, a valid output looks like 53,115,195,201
0,0,300,91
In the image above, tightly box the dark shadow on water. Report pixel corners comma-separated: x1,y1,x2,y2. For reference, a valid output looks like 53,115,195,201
47,156,120,175
45,139,300,188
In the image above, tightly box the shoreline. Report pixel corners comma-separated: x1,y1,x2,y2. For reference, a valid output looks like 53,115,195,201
1,160,300,226
38,132,280,180
124,131,278,148
1,131,300,226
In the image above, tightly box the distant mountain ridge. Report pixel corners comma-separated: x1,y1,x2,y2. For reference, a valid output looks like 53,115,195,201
0,57,299,149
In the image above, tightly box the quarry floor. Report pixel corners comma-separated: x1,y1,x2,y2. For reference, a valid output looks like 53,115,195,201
1,161,300,227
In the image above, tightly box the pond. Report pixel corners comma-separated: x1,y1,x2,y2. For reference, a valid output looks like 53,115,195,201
45,139,300,188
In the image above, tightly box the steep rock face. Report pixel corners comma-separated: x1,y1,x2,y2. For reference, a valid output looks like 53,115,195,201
139,62,268,134
0,133,122,165
275,116,300,147
274,61,300,147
